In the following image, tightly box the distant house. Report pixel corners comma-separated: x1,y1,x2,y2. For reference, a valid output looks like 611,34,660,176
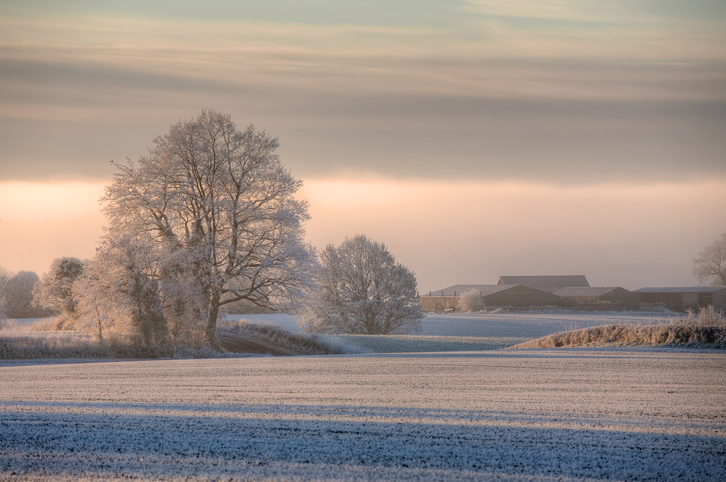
497,275,589,293
633,287,726,312
419,284,561,312
551,287,640,310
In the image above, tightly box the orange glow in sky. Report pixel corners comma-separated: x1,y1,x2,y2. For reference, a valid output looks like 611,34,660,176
3,178,720,293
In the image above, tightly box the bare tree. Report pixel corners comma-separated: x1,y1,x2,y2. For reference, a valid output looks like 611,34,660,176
299,235,423,334
33,257,85,319
694,232,726,286
102,109,314,343
0,265,11,293
73,234,167,352
0,265,12,321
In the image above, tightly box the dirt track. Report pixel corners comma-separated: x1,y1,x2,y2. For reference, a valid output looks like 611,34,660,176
216,331,295,356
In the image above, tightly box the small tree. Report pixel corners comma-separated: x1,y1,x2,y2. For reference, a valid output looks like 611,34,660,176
33,257,85,319
73,234,168,353
5,271,46,319
299,235,423,334
458,289,485,312
693,232,726,286
0,265,11,322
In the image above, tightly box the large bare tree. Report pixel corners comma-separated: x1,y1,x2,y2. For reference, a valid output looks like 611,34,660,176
693,232,726,286
103,109,314,343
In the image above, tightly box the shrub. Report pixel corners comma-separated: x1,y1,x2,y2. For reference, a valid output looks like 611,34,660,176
682,305,726,326
457,289,485,312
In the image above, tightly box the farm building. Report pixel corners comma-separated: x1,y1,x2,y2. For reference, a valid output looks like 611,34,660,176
633,287,726,312
419,284,561,312
551,287,640,310
497,275,589,293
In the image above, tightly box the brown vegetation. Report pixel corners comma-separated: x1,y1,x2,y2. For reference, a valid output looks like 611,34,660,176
0,317,345,359
218,321,344,355
511,306,726,349
0,333,157,359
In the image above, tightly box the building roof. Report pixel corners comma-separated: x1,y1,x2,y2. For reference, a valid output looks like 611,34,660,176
425,284,518,297
633,287,726,294
498,275,589,292
552,287,628,297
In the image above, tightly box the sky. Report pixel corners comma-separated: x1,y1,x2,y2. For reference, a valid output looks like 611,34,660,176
0,0,725,292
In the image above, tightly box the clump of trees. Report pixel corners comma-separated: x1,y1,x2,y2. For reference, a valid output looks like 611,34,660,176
59,109,315,354
693,232,726,286
73,235,170,352
298,235,423,335
8,111,428,353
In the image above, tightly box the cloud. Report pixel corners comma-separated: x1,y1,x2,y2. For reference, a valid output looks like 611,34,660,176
461,0,726,25
0,9,724,183
460,0,626,22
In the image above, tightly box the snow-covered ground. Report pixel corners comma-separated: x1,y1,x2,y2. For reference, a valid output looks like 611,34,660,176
1,349,724,481
226,311,680,338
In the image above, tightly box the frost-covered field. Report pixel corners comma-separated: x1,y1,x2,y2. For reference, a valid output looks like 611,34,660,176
2,349,724,481
418,311,678,337
226,311,679,339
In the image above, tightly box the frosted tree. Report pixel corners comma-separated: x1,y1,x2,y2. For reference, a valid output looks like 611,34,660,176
299,235,423,334
0,265,11,294
33,257,85,319
5,271,45,319
0,266,11,321
458,289,485,312
694,232,726,286
73,233,167,352
102,109,315,343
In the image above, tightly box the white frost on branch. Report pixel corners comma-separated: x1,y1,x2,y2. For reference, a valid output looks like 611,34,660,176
297,235,423,335
84,109,315,347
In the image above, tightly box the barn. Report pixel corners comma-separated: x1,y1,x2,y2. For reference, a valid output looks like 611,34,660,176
497,275,590,293
551,287,640,310
419,284,561,312
633,287,726,312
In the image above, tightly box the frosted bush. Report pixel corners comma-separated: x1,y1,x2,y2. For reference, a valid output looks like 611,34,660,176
682,305,726,326
457,289,485,312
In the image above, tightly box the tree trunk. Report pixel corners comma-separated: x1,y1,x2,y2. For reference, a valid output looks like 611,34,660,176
206,291,222,345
